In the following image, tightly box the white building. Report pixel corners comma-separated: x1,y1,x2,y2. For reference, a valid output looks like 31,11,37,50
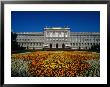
15,27,100,50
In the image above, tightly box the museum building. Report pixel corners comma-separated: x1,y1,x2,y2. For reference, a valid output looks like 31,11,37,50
14,27,100,50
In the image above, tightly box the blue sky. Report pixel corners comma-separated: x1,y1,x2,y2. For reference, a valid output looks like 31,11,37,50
11,11,100,32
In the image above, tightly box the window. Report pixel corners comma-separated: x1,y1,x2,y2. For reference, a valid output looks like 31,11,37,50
65,39,67,41
79,43,81,46
76,43,78,46
33,43,35,46
73,43,75,46
20,43,22,45
40,43,41,46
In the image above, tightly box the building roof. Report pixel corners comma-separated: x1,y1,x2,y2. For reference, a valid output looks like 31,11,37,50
70,32,100,36
44,27,70,30
15,32,44,35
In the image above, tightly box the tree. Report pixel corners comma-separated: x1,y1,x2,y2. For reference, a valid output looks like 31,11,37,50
11,32,25,52
90,44,100,52
11,32,18,51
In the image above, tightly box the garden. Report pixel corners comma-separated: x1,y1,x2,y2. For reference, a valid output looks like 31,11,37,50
11,51,100,77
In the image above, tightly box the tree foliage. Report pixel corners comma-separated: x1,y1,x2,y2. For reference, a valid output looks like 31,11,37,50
11,32,25,52
90,44,100,52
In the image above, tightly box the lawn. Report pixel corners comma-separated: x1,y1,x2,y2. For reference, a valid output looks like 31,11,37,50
11,51,100,77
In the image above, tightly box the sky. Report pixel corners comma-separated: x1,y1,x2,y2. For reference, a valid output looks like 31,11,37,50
11,11,100,32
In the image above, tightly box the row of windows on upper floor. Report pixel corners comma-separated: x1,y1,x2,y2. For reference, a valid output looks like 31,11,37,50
17,35,99,37
16,38,100,42
46,38,100,41
16,39,44,41
45,36,100,39
17,36,99,39
74,38,99,41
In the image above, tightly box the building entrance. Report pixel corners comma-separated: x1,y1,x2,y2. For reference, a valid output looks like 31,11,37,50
56,43,58,48
62,43,65,48
50,44,52,48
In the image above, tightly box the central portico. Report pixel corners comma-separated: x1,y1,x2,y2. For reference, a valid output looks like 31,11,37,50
43,27,71,49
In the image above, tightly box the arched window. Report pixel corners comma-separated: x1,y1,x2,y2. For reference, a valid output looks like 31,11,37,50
56,43,58,48
50,44,52,48
62,43,65,48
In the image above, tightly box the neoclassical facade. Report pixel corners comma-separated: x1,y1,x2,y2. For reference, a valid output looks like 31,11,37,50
15,27,100,50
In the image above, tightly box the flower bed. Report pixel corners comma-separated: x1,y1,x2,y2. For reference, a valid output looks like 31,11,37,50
11,51,100,77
